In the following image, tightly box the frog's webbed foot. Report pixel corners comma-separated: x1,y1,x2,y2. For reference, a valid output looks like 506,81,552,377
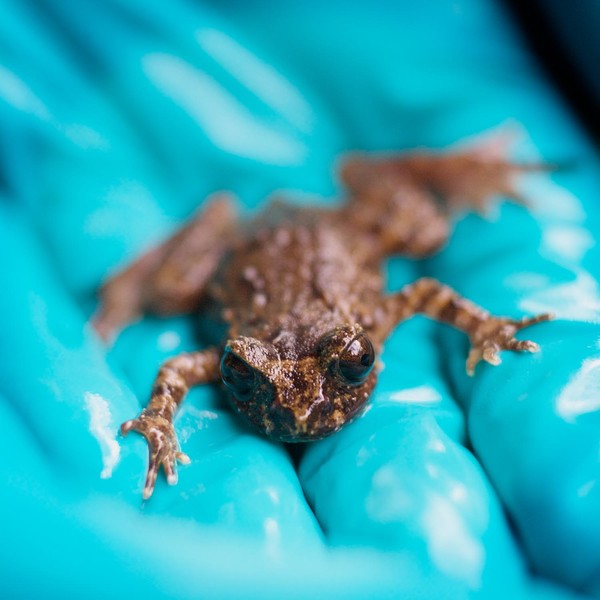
466,313,553,375
122,410,190,500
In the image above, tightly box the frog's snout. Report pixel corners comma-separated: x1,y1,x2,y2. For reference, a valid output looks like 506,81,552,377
225,353,375,443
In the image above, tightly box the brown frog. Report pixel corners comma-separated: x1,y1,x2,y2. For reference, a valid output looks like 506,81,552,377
93,140,551,499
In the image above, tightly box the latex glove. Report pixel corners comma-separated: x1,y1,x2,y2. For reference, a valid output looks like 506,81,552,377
1,1,599,598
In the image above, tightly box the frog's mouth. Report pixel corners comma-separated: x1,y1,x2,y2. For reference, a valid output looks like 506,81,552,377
227,388,370,444
258,423,341,444
267,430,336,444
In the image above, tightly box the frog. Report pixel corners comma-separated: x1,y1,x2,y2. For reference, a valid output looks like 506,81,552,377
93,138,551,500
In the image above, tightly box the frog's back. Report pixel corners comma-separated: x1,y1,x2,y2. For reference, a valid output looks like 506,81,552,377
207,201,383,355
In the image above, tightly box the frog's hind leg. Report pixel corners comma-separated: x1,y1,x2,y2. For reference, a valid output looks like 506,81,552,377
93,193,238,341
340,134,548,216
339,173,451,258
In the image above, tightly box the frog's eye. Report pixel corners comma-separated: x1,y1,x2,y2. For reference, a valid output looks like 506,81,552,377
221,349,258,402
336,333,375,385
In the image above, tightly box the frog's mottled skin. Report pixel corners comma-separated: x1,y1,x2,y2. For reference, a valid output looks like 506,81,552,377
94,140,551,499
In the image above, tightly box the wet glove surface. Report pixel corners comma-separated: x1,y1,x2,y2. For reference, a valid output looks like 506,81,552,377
1,1,600,598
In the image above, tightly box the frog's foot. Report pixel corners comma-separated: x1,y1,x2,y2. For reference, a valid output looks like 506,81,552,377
466,313,553,375
340,136,553,218
423,147,551,214
121,411,190,499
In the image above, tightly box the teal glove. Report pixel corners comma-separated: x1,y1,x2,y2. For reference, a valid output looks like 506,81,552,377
1,1,599,598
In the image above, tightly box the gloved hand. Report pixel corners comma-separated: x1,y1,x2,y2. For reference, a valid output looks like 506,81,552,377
1,1,599,598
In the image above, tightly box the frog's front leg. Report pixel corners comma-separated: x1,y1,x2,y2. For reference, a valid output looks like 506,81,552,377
122,347,221,499
384,278,552,374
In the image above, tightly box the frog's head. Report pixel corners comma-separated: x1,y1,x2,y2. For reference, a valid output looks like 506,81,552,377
221,325,377,442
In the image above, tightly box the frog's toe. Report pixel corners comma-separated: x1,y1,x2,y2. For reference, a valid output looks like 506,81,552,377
506,338,540,352
143,458,160,500
176,451,191,465
164,456,178,486
466,347,482,376
482,343,502,366
514,312,554,329
120,418,137,435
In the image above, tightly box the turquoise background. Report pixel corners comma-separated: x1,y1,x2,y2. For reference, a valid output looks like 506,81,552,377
1,0,600,598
